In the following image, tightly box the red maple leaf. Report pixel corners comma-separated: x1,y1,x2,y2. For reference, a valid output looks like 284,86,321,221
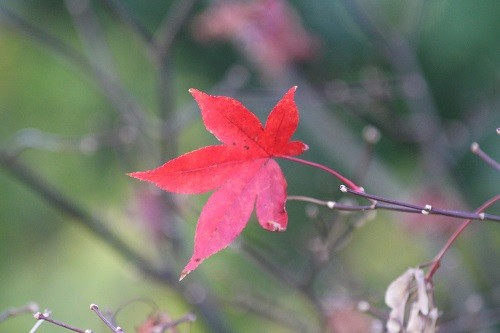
129,87,308,280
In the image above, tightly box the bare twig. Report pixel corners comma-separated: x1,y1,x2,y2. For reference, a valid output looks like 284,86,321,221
90,304,123,333
0,4,232,331
0,3,151,136
281,156,363,192
0,4,90,71
153,0,200,62
158,313,197,331
63,0,148,125
0,302,39,323
147,0,202,257
229,294,311,333
101,0,153,44
0,150,177,283
152,0,200,161
238,240,326,327
339,0,453,190
0,150,233,333
426,194,500,280
471,142,500,171
34,311,91,333
341,186,500,223
2,127,137,157
29,310,52,333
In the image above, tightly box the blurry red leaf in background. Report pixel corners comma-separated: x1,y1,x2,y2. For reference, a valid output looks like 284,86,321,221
192,0,319,78
129,87,308,279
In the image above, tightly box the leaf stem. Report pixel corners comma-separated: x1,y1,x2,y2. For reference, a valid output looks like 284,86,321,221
280,156,363,192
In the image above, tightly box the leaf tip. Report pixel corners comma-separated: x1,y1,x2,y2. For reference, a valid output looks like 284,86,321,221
188,88,204,99
285,86,298,96
127,171,140,179
179,256,206,281
179,270,191,282
127,170,149,181
266,220,286,232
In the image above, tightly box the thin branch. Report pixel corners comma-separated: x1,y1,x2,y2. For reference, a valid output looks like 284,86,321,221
0,150,177,283
0,3,159,165
295,186,500,294
471,142,500,171
426,194,500,280
291,193,500,281
339,0,452,187
90,304,123,333
153,0,200,62
289,195,375,212
63,0,147,124
281,156,363,192
64,0,117,72
100,0,153,44
341,186,500,223
229,295,311,333
158,313,197,331
0,5,231,332
0,302,39,323
0,4,149,129
238,239,326,324
150,0,201,255
147,0,202,258
239,241,300,290
152,0,200,160
289,194,427,215
0,150,234,333
2,127,136,157
0,4,91,72
29,310,52,333
34,312,91,333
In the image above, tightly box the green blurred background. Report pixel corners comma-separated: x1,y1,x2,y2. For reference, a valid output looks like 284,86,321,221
0,0,499,332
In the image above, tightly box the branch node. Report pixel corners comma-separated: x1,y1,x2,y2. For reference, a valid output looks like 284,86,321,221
326,201,336,209
362,125,381,144
470,142,479,153
357,300,370,312
28,302,40,313
90,303,122,332
421,204,432,215
479,212,485,220
340,185,347,193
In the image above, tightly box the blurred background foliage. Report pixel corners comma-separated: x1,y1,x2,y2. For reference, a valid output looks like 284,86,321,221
0,0,499,332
